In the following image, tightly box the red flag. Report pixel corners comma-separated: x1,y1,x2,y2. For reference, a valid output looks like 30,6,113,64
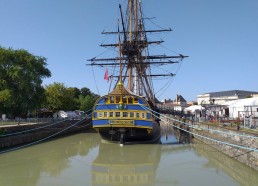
104,68,109,80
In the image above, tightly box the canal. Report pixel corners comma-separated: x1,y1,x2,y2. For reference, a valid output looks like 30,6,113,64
0,125,257,186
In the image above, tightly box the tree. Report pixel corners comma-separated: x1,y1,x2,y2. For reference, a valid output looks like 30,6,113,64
45,83,79,112
0,47,51,117
78,95,96,112
80,87,92,97
70,87,81,98
63,87,79,110
44,82,100,112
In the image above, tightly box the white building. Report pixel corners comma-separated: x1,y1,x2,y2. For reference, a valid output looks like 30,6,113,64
197,90,258,105
224,97,258,118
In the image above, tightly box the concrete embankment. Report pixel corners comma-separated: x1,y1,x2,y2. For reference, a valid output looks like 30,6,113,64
163,114,258,171
0,119,93,150
194,122,258,171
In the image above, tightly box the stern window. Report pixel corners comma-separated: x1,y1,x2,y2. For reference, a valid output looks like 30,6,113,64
128,97,133,103
133,97,138,104
109,112,113,117
110,96,114,103
115,112,120,117
115,96,120,103
130,112,134,118
136,113,140,118
142,113,145,118
123,112,128,117
122,96,127,103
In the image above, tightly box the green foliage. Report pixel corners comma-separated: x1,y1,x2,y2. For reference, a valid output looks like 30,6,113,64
80,87,92,97
0,89,11,102
0,47,51,117
78,95,96,111
0,47,98,116
44,83,75,112
44,83,99,112
70,87,81,98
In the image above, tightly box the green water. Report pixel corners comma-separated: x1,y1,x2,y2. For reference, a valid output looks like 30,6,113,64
0,132,257,186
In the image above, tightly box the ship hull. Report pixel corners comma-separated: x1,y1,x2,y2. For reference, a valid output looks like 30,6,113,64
96,121,160,144
91,86,161,144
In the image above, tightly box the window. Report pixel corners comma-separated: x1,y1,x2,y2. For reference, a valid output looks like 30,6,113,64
142,113,145,118
128,97,133,103
123,112,128,117
98,112,103,118
109,112,113,117
115,96,120,103
115,112,120,117
130,112,134,118
110,96,114,103
122,96,127,103
136,113,140,118
134,97,138,103
104,112,107,117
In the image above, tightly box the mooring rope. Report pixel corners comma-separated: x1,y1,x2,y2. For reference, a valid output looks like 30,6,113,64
139,104,258,152
140,104,258,139
0,118,92,154
0,118,69,137
0,109,93,137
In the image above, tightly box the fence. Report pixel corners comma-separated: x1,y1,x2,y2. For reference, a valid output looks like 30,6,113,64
0,118,65,126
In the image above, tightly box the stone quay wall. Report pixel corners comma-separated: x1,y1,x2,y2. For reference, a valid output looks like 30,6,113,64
163,114,258,171
193,123,258,171
0,119,93,150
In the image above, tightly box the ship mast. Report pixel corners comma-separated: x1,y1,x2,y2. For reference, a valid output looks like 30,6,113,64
87,0,188,106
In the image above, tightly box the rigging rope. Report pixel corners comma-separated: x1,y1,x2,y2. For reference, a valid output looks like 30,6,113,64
155,58,183,98
91,66,100,95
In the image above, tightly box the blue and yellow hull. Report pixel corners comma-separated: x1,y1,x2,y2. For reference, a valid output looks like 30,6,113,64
92,94,160,143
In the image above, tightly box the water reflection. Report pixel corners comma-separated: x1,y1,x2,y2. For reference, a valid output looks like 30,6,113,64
0,133,100,186
0,129,257,186
193,140,258,186
92,143,161,186
160,121,192,144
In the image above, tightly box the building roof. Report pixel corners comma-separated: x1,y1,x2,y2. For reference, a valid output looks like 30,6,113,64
174,94,187,102
206,90,258,98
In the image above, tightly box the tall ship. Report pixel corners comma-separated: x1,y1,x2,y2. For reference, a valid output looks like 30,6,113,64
88,0,188,144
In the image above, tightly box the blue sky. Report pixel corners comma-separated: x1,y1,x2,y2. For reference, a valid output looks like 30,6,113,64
1,0,258,101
